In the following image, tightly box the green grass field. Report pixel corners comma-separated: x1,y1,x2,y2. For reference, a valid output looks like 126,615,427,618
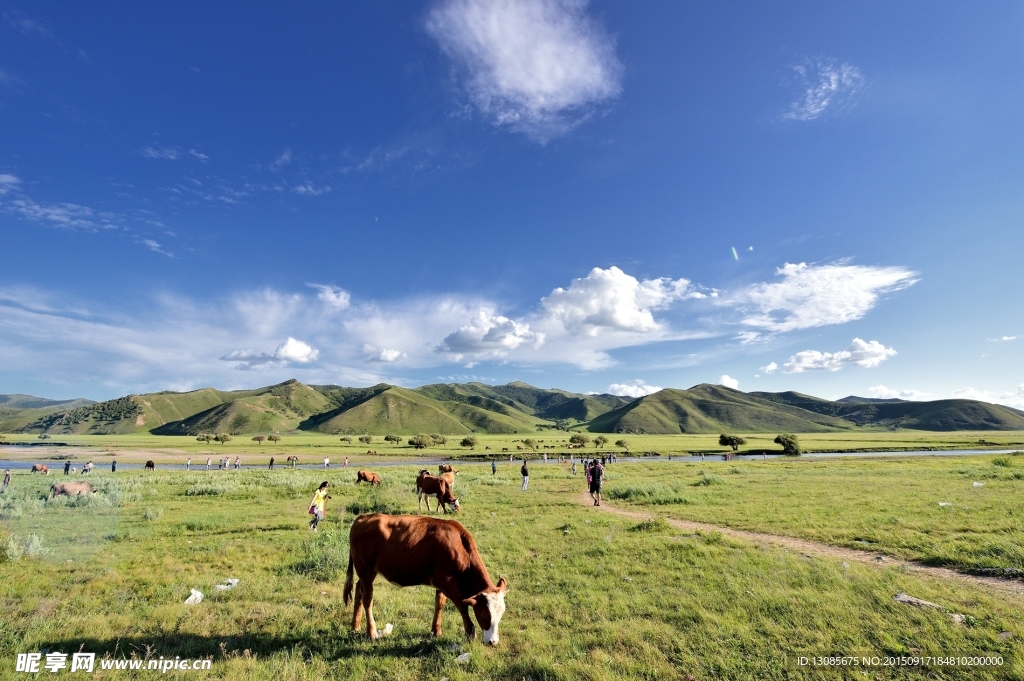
2,429,1023,464
1,455,1022,679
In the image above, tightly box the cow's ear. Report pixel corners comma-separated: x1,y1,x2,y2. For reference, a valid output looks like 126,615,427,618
496,576,508,592
462,596,478,606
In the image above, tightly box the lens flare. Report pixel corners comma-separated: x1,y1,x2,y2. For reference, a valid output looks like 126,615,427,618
731,246,739,261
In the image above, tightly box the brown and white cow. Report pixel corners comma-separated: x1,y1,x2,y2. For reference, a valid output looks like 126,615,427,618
49,481,96,499
343,513,508,643
416,470,459,513
356,470,381,486
437,463,458,475
31,464,49,475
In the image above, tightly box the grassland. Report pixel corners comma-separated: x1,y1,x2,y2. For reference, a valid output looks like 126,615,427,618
2,430,1023,464
1,456,1023,680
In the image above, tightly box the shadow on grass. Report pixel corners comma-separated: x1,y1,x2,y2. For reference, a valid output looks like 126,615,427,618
35,632,458,662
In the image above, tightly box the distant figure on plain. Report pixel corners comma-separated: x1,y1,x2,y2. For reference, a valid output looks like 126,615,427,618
111,460,117,473
235,456,240,470
1,469,10,493
186,458,191,471
308,481,330,532
344,457,349,468
492,460,497,475
521,460,529,491
269,457,275,470
206,458,212,471
324,457,330,469
572,462,577,476
64,461,71,475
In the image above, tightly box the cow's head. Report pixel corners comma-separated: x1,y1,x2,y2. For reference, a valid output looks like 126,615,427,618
465,577,508,645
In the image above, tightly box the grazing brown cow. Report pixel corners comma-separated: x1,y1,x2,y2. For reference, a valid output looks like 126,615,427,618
440,471,456,489
416,470,459,513
144,460,155,471
344,513,508,643
49,481,96,499
356,470,381,486
437,463,459,476
31,464,49,475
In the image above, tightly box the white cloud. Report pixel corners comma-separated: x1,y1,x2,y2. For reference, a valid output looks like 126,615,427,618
730,262,918,333
542,266,699,336
1000,385,1024,409
867,385,930,400
781,57,865,121
141,145,181,160
441,310,541,355
760,362,778,374
363,345,405,363
293,183,331,196
781,338,896,373
718,374,739,390
0,173,20,194
308,284,351,310
992,335,1018,342
222,337,319,370
270,149,292,170
426,0,623,140
188,149,209,161
141,239,172,257
953,385,1024,410
953,387,992,402
6,197,110,230
606,379,662,398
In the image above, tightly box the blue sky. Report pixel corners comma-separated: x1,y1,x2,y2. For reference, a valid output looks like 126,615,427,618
1,1,1022,407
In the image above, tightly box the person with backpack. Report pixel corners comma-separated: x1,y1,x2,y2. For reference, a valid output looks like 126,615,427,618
521,460,529,491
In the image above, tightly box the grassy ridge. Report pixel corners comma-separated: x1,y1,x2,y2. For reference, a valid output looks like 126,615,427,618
1,461,1022,679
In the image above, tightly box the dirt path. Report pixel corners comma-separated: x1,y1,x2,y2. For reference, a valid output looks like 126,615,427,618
579,491,1024,596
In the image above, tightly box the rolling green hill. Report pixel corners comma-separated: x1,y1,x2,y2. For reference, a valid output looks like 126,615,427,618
7,380,1023,437
751,391,1024,431
587,384,853,434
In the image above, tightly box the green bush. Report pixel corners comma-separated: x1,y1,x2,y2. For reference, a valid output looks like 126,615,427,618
607,483,688,505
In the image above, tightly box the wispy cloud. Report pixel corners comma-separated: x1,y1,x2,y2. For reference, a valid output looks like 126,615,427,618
141,239,173,257
728,261,918,333
4,10,56,41
141,145,182,160
426,0,623,141
292,183,331,196
781,57,865,121
308,284,351,310
778,338,896,373
0,173,20,194
188,149,209,162
6,196,112,230
270,149,292,170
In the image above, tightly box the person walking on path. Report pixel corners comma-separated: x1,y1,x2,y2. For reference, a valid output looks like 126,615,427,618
590,459,605,506
324,457,330,469
521,460,529,491
344,457,349,468
269,457,275,470
308,481,330,532
111,460,117,473
64,461,71,475
1,469,10,493
491,460,497,475
234,456,240,470
186,458,191,471
572,461,577,476
206,457,212,471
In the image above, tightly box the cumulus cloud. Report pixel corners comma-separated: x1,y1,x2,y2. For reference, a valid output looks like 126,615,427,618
221,337,319,370
308,284,351,310
542,266,700,336
718,375,739,390
781,57,865,121
363,345,405,363
606,379,662,398
441,310,541,355
426,0,623,140
141,145,181,160
992,335,1018,342
867,385,930,400
760,362,778,374
781,338,896,373
730,262,918,333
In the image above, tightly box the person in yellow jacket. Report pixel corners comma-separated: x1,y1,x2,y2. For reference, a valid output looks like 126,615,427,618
308,481,331,532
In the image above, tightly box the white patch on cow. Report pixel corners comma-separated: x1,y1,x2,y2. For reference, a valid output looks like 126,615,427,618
481,591,506,645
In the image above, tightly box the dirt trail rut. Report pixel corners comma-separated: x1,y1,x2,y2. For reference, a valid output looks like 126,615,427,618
580,491,1024,596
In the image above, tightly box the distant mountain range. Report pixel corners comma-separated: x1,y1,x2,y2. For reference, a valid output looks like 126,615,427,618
2,380,1023,436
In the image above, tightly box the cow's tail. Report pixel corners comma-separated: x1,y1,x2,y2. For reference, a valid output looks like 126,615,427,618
343,551,355,605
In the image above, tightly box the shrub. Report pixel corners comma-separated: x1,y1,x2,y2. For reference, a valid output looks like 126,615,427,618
430,433,447,445
774,433,801,456
358,435,373,445
629,518,673,533
143,507,163,521
607,483,688,505
693,474,722,487
460,436,478,449
569,433,591,446
992,457,1012,468
3,535,24,562
409,434,432,449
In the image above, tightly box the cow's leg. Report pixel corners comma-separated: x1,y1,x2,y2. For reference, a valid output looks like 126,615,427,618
363,579,380,639
432,590,446,636
456,603,476,641
351,580,364,632
417,489,424,512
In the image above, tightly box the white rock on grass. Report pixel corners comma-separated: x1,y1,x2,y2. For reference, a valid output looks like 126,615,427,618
184,589,204,605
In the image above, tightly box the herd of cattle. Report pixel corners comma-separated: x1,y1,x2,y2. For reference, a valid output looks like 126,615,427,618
354,464,461,514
